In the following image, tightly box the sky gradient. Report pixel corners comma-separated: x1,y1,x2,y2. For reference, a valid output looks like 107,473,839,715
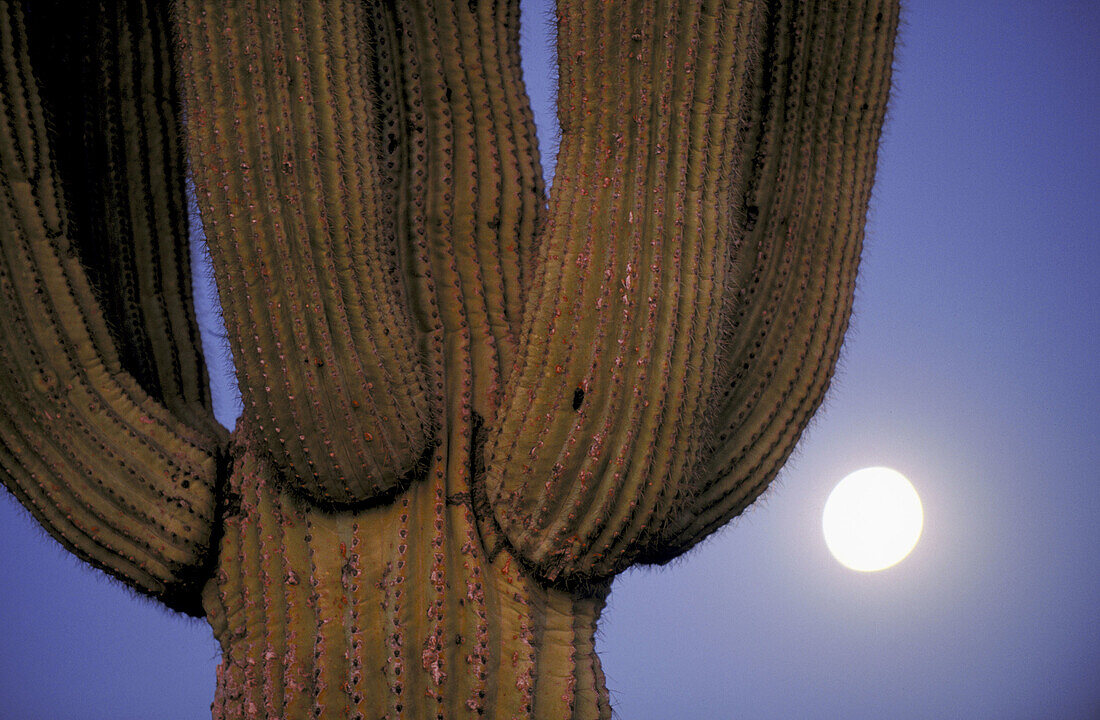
2,2,1097,718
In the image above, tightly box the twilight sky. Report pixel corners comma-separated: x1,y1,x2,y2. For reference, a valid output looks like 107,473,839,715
2,2,1097,718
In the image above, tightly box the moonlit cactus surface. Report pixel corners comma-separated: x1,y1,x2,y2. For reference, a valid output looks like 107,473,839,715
0,0,898,716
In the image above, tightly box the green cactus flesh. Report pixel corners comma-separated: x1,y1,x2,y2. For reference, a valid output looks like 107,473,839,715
0,0,898,716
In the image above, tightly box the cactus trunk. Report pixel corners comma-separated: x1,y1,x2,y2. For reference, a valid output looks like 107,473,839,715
206,446,610,719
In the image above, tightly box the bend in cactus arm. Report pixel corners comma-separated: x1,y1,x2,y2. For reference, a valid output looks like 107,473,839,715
174,0,547,506
0,0,227,614
482,0,899,584
174,0,441,506
642,0,901,562
485,0,757,579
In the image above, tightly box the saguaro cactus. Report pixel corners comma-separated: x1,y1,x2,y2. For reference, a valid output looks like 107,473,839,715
0,0,898,717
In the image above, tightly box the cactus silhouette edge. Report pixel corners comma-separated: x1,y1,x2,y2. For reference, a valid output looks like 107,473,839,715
0,0,898,717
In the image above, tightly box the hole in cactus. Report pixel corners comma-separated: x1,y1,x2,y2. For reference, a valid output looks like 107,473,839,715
572,387,585,411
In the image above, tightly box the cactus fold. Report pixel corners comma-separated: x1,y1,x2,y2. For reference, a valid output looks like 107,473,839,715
0,0,898,717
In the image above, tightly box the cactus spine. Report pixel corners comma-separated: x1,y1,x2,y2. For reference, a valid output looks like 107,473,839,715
0,0,898,717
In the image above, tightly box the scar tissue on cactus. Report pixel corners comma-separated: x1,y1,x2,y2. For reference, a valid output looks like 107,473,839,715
0,0,898,717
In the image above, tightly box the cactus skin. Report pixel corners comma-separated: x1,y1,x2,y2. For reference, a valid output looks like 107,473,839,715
0,0,898,717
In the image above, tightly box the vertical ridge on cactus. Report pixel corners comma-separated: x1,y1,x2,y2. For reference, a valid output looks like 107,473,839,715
0,0,223,615
176,0,438,505
648,0,900,559
16,0,218,435
0,0,898,716
484,0,899,583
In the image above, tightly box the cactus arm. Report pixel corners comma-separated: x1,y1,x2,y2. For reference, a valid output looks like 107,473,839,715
483,0,899,583
369,0,547,412
174,0,437,506
173,0,546,503
484,0,756,581
16,1,222,440
0,0,225,614
644,0,900,561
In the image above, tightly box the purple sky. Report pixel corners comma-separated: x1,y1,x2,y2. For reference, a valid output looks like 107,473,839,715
2,2,1097,718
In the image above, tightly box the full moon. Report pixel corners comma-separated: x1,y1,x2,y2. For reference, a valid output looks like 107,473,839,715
822,467,923,572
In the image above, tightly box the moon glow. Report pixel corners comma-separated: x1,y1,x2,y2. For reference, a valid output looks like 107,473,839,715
823,467,923,572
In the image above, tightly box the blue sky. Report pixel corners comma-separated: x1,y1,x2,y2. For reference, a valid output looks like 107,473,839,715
2,2,1097,718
